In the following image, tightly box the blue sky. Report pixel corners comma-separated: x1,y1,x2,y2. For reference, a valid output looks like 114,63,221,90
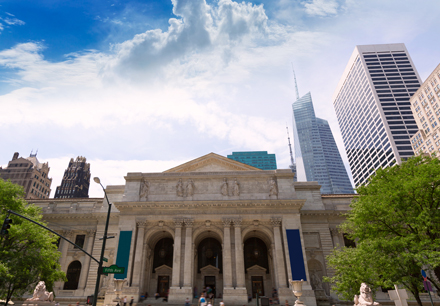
1,0,440,197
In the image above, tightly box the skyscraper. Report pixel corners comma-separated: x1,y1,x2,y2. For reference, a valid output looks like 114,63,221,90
0,152,52,199
54,156,91,199
410,63,440,156
227,151,277,170
333,43,421,187
292,92,354,194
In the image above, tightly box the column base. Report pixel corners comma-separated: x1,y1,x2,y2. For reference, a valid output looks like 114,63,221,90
168,287,192,304
222,287,248,304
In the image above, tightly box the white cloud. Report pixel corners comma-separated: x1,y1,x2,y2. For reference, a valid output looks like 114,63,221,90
303,0,339,17
2,17,25,26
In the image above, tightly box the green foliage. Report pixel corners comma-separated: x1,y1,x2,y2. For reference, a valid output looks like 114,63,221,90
325,155,440,306
0,179,66,304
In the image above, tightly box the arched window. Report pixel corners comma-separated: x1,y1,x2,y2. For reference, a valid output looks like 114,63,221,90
152,238,174,271
64,261,82,290
244,237,269,273
197,237,222,272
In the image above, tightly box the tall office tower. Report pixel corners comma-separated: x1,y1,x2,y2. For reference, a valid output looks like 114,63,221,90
0,152,52,199
292,92,354,194
410,63,440,156
227,151,277,170
333,44,421,187
54,156,91,199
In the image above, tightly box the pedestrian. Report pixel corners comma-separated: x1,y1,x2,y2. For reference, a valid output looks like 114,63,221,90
219,301,224,306
285,300,289,306
130,297,134,306
76,302,80,306
155,293,160,300
123,296,127,306
199,294,206,306
185,297,190,306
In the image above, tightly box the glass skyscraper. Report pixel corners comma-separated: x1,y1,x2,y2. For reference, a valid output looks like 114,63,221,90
333,44,421,187
292,92,354,194
227,151,277,170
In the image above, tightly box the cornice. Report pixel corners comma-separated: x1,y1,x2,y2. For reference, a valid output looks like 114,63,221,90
114,199,305,211
300,210,347,216
124,170,295,181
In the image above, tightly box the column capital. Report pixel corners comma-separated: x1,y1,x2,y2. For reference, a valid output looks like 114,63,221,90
270,217,282,227
222,218,232,227
86,229,96,236
174,218,184,228
137,221,148,228
184,219,194,228
232,218,242,227
61,230,74,238
330,227,340,235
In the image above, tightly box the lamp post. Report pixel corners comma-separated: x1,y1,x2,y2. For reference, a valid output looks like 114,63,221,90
92,177,112,306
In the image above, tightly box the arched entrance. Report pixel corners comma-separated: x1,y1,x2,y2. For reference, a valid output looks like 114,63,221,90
152,237,174,297
64,260,82,290
196,237,223,299
243,233,272,299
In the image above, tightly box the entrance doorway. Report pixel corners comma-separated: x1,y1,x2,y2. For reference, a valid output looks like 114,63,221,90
157,275,170,297
251,276,264,298
204,276,216,297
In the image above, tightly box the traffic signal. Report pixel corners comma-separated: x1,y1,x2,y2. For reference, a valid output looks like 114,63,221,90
1,217,12,235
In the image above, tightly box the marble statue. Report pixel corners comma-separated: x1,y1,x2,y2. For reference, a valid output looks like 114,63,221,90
139,179,149,200
269,177,278,196
354,283,380,306
221,178,229,196
26,281,54,302
176,179,184,197
310,272,323,290
232,178,240,196
186,179,195,197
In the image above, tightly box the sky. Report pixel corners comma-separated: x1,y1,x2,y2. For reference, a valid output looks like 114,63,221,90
1,0,440,198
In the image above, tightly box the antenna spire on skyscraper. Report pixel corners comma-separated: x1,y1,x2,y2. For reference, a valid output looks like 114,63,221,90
291,63,300,100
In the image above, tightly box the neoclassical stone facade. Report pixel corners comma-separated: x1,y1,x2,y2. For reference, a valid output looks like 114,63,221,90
29,153,352,306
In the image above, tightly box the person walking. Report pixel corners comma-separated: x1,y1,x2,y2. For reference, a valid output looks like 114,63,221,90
123,296,127,306
185,297,191,306
130,297,134,306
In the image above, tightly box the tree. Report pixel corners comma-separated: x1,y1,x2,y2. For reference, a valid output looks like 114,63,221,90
325,155,440,306
0,179,66,305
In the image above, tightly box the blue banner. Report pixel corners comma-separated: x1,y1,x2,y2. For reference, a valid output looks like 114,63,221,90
285,229,307,281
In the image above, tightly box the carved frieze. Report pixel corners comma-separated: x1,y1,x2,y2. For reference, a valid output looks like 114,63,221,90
231,178,240,196
269,177,278,196
184,219,194,227
220,178,229,196
270,217,282,227
139,179,149,201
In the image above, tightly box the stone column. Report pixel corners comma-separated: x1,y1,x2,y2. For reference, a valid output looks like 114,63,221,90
57,230,73,289
233,218,245,288
271,243,279,289
183,219,194,287
222,218,233,288
171,219,183,287
271,218,287,288
78,230,96,289
132,221,147,287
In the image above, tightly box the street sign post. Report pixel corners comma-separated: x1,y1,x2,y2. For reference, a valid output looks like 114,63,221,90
421,270,434,306
101,265,125,274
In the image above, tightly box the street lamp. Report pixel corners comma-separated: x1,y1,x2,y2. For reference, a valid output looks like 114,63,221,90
92,177,112,306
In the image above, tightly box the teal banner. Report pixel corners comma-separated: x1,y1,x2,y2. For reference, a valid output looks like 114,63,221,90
114,231,132,279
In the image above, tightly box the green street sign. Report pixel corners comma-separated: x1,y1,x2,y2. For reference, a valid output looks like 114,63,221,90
101,265,125,274
103,257,108,262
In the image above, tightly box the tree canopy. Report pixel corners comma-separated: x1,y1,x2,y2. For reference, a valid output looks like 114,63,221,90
0,179,65,305
325,155,440,306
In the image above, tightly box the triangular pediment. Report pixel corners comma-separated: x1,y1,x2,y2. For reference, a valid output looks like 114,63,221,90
163,153,261,173
200,265,220,273
246,265,267,273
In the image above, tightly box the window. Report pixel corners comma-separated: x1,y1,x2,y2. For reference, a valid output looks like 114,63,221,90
74,235,85,249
